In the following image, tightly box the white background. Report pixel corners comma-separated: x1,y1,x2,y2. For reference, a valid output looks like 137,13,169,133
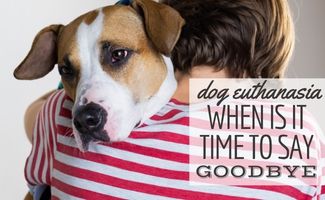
0,0,112,199
0,0,324,199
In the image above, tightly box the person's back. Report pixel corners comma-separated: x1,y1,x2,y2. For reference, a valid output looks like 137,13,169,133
161,0,324,198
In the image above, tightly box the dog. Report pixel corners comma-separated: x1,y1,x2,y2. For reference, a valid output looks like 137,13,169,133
14,0,185,152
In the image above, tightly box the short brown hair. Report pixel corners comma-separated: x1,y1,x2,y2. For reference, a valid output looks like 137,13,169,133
160,0,295,78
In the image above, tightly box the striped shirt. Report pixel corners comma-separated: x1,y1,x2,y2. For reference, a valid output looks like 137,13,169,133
25,90,325,199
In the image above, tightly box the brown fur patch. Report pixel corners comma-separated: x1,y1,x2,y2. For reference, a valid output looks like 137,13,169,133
84,10,99,25
56,14,84,100
99,6,167,101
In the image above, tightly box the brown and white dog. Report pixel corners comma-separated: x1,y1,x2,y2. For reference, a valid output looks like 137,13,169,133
14,0,185,151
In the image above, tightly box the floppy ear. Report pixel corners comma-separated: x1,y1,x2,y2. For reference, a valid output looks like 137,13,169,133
14,24,63,80
131,0,185,56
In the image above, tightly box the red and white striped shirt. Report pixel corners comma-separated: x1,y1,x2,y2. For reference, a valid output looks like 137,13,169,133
25,90,325,199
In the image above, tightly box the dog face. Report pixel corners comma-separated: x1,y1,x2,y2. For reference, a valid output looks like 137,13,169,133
14,0,184,151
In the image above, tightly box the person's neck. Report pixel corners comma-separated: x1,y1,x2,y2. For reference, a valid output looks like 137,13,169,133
172,65,230,104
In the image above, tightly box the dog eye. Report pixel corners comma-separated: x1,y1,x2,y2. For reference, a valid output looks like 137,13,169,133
58,65,74,79
111,49,128,64
59,56,75,79
101,43,132,67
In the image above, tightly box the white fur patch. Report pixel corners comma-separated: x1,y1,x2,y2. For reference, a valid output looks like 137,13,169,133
139,56,177,123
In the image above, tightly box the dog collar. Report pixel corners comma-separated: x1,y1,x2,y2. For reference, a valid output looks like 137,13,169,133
58,82,64,90
115,0,132,5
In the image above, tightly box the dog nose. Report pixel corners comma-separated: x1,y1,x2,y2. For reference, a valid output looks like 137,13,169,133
73,103,107,134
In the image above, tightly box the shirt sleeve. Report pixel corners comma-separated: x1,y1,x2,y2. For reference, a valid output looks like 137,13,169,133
24,90,64,186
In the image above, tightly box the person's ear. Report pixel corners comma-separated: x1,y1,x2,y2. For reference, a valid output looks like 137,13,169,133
14,24,63,80
131,0,185,56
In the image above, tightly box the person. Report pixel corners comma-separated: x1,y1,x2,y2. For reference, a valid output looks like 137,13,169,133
24,0,325,199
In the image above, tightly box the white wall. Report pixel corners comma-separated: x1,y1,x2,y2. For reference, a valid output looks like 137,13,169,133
0,0,324,199
287,0,325,77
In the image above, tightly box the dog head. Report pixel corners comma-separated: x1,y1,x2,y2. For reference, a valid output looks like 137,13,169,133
14,0,185,151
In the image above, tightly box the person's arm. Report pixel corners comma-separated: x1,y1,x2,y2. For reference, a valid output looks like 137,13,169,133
24,90,56,143
25,90,65,199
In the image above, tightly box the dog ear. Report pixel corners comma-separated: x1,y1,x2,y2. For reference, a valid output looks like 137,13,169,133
131,0,185,56
14,24,63,80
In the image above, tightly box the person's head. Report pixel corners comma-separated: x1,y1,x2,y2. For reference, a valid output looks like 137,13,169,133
160,0,295,78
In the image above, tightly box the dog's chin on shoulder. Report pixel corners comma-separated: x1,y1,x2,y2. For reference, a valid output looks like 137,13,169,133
72,118,136,152
71,128,103,152
74,131,111,152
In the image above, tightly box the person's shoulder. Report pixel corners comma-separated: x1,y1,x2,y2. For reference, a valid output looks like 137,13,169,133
43,90,69,109
41,90,73,124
